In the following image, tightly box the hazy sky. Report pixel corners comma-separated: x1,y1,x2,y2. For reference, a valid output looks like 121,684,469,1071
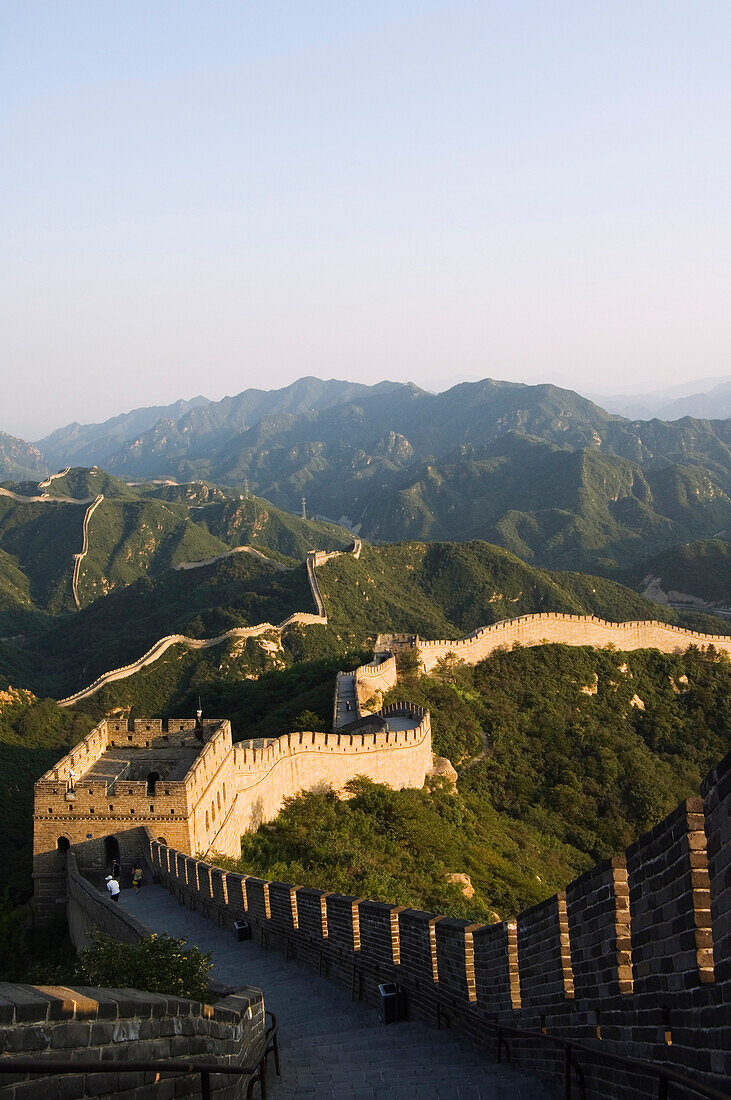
2,1,730,439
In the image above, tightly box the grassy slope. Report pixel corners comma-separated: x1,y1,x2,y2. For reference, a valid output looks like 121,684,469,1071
45,536,731,714
315,539,708,648
26,554,314,697
76,497,232,606
361,444,731,572
0,497,82,612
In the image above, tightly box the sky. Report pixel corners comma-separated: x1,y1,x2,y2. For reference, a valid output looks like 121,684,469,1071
2,1,730,439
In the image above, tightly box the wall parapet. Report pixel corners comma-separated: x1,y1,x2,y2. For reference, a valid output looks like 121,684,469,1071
414,612,731,671
0,978,265,1100
148,747,731,1099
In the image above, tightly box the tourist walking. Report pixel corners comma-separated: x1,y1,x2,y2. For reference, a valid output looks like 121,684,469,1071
132,865,144,894
105,875,120,903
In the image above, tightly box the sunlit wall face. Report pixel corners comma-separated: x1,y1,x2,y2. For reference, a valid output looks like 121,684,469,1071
2,0,730,438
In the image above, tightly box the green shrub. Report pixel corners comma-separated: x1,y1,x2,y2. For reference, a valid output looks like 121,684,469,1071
77,931,212,1002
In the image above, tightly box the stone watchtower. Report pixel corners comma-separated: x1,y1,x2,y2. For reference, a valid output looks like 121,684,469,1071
33,715,236,924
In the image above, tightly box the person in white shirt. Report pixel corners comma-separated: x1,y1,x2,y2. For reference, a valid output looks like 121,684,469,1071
106,875,120,903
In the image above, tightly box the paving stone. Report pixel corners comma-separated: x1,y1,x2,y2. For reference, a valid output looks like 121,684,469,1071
121,886,555,1099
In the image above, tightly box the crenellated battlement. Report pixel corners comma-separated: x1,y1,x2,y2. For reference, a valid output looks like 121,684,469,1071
412,612,731,671
148,748,731,1098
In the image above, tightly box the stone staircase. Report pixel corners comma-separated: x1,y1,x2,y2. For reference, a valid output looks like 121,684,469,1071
121,885,555,1099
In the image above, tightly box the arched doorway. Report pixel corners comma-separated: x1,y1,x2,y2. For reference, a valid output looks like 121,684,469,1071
147,771,162,797
56,836,70,851
156,836,168,845
104,835,120,870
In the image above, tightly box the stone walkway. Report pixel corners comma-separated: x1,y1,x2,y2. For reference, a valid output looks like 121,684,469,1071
121,886,555,1099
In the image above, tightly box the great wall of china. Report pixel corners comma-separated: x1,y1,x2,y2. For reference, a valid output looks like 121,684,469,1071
25,479,731,1097
56,542,362,706
8,471,731,705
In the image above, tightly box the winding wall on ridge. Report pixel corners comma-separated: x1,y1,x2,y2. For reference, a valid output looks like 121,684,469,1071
413,612,731,671
71,493,104,607
58,543,360,706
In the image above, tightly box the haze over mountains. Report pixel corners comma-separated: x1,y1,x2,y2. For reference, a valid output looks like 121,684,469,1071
587,375,731,421
2,375,730,578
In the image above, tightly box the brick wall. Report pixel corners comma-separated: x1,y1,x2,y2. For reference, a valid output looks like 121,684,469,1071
0,982,265,1099
147,749,731,1099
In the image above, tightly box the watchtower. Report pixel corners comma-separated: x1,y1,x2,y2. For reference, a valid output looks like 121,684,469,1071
32,715,235,923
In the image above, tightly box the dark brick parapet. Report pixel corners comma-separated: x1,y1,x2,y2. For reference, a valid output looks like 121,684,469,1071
145,749,731,1099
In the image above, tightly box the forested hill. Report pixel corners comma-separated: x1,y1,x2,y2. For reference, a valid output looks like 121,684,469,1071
217,641,730,922
17,535,727,718
315,540,731,647
0,469,353,619
622,538,731,609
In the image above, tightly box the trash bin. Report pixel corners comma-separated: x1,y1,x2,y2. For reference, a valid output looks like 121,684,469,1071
233,919,251,942
378,982,400,1025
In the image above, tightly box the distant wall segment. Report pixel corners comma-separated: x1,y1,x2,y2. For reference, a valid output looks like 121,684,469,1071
415,612,731,671
57,539,361,706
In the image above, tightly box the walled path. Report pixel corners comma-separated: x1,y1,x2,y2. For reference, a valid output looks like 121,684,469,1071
58,544,360,706
333,673,357,728
122,885,553,1099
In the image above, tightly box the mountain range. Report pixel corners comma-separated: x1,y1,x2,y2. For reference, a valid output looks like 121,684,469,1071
588,376,731,420
2,375,730,577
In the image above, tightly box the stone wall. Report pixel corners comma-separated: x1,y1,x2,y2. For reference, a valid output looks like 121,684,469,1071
353,653,398,712
0,982,265,1099
66,851,149,950
416,612,731,671
206,708,432,858
34,709,433,918
147,749,731,1099
56,541,363,707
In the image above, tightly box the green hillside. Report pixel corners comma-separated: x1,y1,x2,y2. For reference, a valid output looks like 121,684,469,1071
143,482,354,560
18,552,314,698
0,496,84,612
46,536,731,718
76,376,731,573
314,539,723,648
75,498,232,607
359,440,731,572
220,642,730,922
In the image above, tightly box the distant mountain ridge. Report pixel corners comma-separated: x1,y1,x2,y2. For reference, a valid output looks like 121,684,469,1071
588,375,731,420
3,375,731,573
0,432,48,483
35,396,211,469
